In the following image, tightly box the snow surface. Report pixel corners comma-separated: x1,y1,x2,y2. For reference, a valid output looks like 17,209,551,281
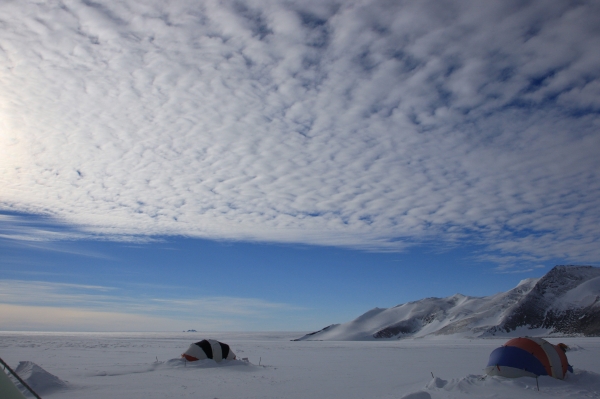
1,331,599,399
560,276,600,310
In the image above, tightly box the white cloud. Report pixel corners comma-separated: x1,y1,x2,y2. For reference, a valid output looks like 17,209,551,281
0,0,599,264
0,303,217,332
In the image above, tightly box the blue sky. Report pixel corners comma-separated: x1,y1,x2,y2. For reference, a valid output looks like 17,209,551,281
1,0,599,331
0,211,573,331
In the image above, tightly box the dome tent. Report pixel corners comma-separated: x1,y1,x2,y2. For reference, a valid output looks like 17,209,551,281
181,339,236,362
485,337,573,380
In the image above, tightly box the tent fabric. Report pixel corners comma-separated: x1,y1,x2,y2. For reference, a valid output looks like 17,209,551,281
485,346,547,378
485,337,572,380
0,367,28,399
181,339,236,362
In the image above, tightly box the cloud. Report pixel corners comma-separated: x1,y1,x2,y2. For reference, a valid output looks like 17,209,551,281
1,0,599,264
0,303,213,332
0,213,87,242
0,212,155,244
151,297,304,317
0,279,301,330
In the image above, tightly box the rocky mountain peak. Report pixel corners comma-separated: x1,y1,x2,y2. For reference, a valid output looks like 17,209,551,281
295,265,600,341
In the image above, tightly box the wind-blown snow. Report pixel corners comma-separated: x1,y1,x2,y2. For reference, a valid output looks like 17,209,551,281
1,331,599,399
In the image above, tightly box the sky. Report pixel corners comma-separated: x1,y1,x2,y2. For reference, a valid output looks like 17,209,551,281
0,0,599,332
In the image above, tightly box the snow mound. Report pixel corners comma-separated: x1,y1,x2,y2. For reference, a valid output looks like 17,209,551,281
422,369,600,399
426,376,449,389
566,344,585,352
15,361,68,395
399,391,431,399
164,357,254,369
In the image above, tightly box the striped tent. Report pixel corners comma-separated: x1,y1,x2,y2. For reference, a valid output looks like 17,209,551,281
181,339,236,363
485,337,573,380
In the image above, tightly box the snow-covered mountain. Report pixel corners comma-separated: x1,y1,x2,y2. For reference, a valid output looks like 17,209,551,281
295,265,600,341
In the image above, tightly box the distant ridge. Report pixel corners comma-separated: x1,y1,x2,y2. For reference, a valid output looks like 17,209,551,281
295,265,600,341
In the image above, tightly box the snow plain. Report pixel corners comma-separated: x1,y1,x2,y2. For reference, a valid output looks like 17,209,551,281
1,331,599,399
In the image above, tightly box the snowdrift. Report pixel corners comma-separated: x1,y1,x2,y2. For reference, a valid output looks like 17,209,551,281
422,369,600,399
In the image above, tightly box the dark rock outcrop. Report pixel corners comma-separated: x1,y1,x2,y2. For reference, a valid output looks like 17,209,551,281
489,265,600,336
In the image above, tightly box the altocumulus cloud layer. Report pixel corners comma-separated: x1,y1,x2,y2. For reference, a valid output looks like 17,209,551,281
1,0,600,265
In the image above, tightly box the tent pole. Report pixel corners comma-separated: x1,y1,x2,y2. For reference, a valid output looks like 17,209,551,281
0,357,43,399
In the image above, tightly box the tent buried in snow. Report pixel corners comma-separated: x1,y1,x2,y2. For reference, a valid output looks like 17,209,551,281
485,337,573,380
181,339,236,362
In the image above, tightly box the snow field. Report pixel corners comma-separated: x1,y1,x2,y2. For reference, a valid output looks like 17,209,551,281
1,332,599,399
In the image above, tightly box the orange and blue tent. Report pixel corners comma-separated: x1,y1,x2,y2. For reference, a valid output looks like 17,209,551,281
485,337,573,379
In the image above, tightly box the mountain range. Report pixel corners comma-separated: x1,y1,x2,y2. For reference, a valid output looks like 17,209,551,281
295,265,600,341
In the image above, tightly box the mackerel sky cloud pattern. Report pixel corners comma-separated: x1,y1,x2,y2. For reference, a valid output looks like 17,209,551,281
1,0,599,266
